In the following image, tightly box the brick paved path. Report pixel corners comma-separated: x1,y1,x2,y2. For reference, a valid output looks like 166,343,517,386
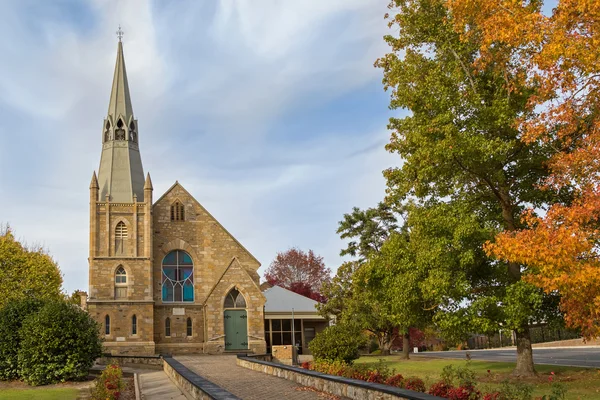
176,355,337,400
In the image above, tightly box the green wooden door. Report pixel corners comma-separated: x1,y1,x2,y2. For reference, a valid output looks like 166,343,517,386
224,310,248,350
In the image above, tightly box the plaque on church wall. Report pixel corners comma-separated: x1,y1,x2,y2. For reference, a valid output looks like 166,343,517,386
173,308,185,315
116,337,125,342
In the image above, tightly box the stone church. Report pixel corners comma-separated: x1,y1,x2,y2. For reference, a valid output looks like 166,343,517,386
86,38,267,355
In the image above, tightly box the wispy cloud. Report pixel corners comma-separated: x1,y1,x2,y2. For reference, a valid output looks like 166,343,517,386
0,0,403,292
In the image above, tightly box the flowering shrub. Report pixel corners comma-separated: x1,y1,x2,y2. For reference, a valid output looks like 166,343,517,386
384,374,405,387
404,377,426,392
447,385,480,400
300,361,311,369
429,381,453,397
90,364,124,400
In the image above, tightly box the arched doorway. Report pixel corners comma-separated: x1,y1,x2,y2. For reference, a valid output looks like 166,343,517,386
223,288,248,350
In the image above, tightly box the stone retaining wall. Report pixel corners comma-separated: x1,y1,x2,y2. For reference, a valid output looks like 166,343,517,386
237,355,443,400
97,354,163,367
163,357,241,400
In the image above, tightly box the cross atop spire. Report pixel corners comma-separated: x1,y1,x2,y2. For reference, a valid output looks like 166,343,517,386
116,25,124,42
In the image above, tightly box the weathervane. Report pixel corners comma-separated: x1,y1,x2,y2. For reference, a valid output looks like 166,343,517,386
116,25,124,42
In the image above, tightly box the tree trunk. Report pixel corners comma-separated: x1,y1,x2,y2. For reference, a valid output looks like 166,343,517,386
401,332,410,359
379,333,391,356
513,327,536,377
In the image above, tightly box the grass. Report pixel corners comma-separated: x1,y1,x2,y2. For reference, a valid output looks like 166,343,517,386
0,388,79,400
355,355,600,400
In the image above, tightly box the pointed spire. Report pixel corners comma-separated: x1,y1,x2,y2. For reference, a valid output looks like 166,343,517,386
90,171,99,189
107,40,133,121
144,173,153,190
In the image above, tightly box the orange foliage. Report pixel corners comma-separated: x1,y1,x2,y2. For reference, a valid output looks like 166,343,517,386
446,0,600,337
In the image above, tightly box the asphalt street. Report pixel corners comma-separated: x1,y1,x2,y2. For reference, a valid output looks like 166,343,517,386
413,348,600,368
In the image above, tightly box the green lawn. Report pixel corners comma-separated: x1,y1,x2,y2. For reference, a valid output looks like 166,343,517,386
0,388,79,400
356,355,600,400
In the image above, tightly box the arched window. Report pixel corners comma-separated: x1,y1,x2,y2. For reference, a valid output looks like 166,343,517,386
170,201,185,221
186,317,192,336
104,121,112,142
105,315,110,335
224,288,246,308
115,118,126,140
132,315,137,335
129,121,137,143
161,250,194,302
115,265,127,299
165,318,171,337
115,222,127,255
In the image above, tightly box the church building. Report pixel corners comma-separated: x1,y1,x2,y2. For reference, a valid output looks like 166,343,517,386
87,37,267,355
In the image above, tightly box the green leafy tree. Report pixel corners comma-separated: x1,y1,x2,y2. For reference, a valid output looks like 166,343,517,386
0,298,44,380
18,300,103,385
0,227,63,309
337,202,399,262
375,0,563,376
317,261,360,319
354,232,433,359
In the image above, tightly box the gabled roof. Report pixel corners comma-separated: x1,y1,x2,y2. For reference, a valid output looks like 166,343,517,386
263,285,321,314
154,181,261,266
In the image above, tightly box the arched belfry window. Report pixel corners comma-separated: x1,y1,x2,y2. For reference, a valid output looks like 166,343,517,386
115,118,126,140
170,201,185,221
224,288,246,309
105,315,110,335
115,265,127,299
115,222,127,255
161,250,194,302
104,121,112,142
129,121,137,143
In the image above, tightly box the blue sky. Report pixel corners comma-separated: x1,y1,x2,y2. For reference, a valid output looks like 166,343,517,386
0,0,400,293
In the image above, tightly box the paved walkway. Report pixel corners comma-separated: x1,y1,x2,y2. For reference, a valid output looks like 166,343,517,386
138,370,188,400
176,355,333,400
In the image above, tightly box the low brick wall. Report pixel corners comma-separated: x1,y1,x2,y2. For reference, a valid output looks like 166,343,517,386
163,357,241,400
237,355,443,400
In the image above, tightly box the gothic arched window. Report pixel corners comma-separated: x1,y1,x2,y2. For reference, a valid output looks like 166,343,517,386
104,121,111,142
187,317,192,336
115,118,126,140
105,315,110,335
170,201,185,221
115,265,127,299
132,314,137,335
129,121,137,143
115,222,127,255
161,250,194,302
224,288,246,309
165,317,171,337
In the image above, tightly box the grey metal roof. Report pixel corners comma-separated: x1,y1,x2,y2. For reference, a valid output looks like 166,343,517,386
263,285,320,313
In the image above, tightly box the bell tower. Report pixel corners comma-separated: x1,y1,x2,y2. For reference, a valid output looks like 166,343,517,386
88,28,155,355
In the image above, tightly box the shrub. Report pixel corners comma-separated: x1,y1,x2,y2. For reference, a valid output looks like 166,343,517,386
447,385,480,400
385,374,405,388
429,381,454,398
441,362,477,388
483,393,500,400
300,361,311,369
18,300,103,385
404,377,426,392
0,298,44,380
308,324,366,363
90,364,124,400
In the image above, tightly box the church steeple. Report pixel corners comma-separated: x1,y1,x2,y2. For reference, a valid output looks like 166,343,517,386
96,32,145,203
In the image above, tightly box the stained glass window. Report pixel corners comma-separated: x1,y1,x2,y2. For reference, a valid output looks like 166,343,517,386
161,250,194,302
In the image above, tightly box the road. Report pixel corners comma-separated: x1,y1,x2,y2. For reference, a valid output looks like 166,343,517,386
413,348,600,368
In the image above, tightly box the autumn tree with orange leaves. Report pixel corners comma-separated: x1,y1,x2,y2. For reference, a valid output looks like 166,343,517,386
442,0,600,339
